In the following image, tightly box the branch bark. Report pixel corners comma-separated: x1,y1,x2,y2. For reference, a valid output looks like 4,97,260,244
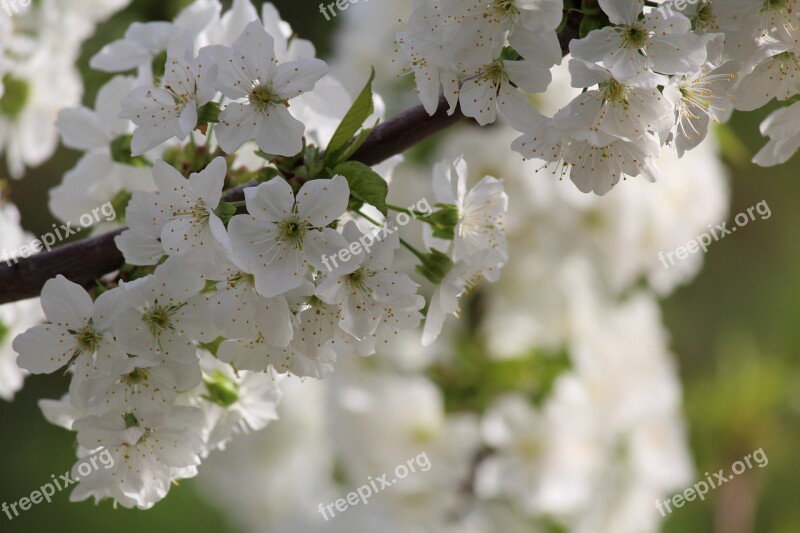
0,95,466,305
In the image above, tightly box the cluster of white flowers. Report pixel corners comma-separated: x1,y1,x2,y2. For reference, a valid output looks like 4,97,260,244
0,0,132,177
192,90,722,533
398,0,800,195
11,0,510,510
727,0,800,165
3,0,781,527
184,4,733,531
194,288,695,533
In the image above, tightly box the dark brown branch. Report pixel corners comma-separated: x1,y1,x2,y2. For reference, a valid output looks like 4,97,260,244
0,229,124,304
351,95,465,166
0,96,466,305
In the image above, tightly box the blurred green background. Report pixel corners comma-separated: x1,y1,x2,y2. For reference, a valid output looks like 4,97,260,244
1,1,799,531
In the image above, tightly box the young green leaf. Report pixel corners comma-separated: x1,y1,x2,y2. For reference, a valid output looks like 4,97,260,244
110,135,151,167
333,160,388,216
214,202,238,225
324,68,376,167
197,101,221,124
335,122,377,163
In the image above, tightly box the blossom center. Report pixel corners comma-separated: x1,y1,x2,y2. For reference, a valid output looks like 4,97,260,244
75,326,102,353
142,304,176,336
679,82,712,111
772,51,800,75
305,295,330,316
173,199,211,225
164,84,192,110
600,79,629,105
347,269,375,297
621,25,649,49
249,83,285,113
482,61,507,84
228,271,255,289
124,368,150,385
696,3,717,30
494,0,520,16
278,218,308,248
349,269,364,285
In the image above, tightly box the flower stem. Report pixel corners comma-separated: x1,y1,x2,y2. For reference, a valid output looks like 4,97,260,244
399,238,428,264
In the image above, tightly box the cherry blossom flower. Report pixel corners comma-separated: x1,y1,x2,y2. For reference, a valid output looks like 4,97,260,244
227,175,349,297
213,20,328,156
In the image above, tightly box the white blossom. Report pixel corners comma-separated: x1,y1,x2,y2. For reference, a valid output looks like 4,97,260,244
213,20,328,156
227,176,349,297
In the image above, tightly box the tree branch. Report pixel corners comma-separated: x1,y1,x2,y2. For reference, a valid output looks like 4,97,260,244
0,229,125,304
0,96,466,305
0,9,583,305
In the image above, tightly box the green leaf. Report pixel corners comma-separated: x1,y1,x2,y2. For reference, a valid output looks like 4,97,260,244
430,339,572,414
151,50,168,81
110,135,151,167
333,160,388,216
500,46,520,61
335,123,377,164
123,412,140,429
303,144,325,179
0,75,30,120
324,68,376,167
255,148,305,173
427,203,459,240
214,202,238,224
579,16,604,37
197,101,221,124
202,370,239,408
109,190,133,223
0,319,9,346
199,336,226,356
255,150,278,162
257,166,280,183
414,248,453,285
580,0,603,15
